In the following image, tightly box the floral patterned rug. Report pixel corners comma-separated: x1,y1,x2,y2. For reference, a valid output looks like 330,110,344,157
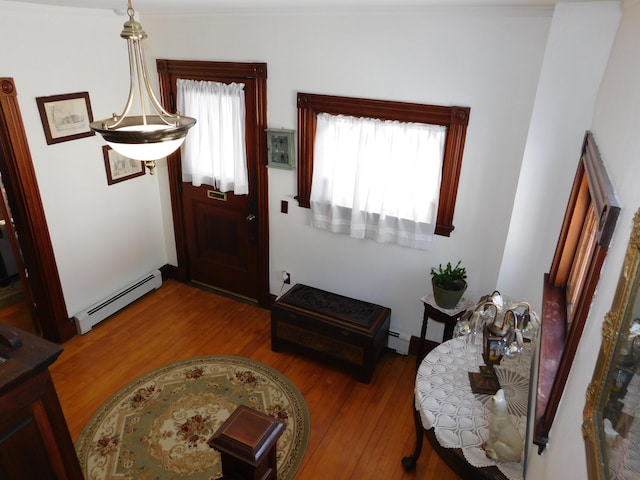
75,355,310,480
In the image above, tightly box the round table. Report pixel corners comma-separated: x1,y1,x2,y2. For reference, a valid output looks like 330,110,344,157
413,335,533,480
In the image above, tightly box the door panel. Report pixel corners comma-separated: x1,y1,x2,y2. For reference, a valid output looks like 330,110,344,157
157,61,269,305
183,183,258,299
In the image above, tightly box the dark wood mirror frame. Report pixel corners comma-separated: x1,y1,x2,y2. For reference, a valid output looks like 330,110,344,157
534,131,621,452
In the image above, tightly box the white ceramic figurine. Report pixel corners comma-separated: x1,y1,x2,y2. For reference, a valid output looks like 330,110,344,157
483,389,524,463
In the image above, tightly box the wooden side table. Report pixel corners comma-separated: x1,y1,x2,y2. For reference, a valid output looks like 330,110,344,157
403,295,472,473
415,295,472,370
405,337,528,480
208,405,285,480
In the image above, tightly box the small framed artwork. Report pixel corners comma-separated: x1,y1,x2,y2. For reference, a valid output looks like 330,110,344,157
102,146,145,185
266,128,295,170
36,92,95,145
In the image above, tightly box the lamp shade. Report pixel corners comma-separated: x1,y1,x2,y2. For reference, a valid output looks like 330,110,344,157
89,2,196,166
91,115,196,161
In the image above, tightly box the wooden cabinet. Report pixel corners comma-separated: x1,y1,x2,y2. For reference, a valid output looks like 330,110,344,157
271,283,390,383
0,324,83,479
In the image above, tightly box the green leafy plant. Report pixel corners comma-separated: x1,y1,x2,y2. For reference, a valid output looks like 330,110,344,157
430,261,467,291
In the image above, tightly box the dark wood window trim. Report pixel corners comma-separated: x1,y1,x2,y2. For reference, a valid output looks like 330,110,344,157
534,131,620,452
296,93,470,237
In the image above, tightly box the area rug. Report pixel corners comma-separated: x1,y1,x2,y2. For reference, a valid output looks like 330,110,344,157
76,355,310,480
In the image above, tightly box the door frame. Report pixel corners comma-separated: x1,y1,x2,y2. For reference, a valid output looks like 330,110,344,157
0,78,74,342
156,60,271,306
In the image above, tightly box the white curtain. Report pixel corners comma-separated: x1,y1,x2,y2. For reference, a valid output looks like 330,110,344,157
310,113,446,250
177,79,248,194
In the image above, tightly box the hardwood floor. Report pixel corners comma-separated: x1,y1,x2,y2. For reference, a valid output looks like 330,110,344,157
0,284,38,335
48,279,461,480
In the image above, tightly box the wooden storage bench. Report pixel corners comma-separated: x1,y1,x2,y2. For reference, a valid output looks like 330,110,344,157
271,284,391,383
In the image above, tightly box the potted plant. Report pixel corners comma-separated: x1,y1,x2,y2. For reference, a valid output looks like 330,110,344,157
431,261,468,309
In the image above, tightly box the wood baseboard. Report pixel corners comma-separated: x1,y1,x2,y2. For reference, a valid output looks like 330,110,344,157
159,264,178,281
409,335,439,357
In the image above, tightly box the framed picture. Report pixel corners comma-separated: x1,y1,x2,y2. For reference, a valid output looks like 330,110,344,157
266,128,295,170
36,92,94,145
102,146,145,185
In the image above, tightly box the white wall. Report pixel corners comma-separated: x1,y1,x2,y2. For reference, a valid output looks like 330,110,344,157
526,2,640,479
497,2,621,316
145,6,552,340
0,1,170,317
498,3,622,474
2,0,638,477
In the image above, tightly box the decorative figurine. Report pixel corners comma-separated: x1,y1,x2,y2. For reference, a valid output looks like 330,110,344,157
483,389,523,463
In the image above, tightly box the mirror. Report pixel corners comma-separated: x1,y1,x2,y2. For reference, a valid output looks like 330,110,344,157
584,209,640,479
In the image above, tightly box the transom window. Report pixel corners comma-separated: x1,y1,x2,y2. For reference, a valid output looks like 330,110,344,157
296,93,470,238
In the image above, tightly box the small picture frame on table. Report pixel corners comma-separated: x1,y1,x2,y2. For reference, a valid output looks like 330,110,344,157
266,128,295,170
102,146,145,185
610,366,634,398
36,92,94,145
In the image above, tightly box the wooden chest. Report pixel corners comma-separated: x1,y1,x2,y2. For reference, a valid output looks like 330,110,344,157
271,284,391,383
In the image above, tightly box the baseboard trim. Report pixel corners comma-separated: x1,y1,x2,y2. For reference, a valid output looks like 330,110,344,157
159,264,178,281
409,335,439,357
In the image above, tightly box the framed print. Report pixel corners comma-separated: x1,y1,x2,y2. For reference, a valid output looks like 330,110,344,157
36,92,94,145
102,146,145,185
266,128,295,170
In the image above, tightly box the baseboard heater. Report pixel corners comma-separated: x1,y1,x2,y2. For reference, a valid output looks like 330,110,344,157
73,270,162,335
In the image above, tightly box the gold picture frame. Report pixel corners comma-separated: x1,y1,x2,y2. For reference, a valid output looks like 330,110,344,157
583,208,640,479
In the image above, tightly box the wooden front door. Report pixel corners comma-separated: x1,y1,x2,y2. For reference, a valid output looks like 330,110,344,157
182,183,258,299
157,61,270,305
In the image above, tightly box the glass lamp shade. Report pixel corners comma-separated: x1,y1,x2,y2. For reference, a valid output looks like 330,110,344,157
107,134,184,161
91,115,196,161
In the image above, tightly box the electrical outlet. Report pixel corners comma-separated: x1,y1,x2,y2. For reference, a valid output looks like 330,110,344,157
282,271,291,284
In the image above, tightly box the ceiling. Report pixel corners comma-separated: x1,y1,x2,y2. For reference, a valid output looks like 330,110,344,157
9,0,610,15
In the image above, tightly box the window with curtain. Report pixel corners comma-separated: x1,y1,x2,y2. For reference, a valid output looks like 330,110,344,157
297,93,471,241
177,79,248,194
311,113,446,250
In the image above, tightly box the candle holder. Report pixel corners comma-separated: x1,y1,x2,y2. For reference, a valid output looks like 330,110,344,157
467,302,501,394
468,296,537,394
453,300,498,342
503,302,532,359
483,325,506,366
481,299,509,366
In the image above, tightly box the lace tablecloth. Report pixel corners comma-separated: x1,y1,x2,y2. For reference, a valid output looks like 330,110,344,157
415,335,533,480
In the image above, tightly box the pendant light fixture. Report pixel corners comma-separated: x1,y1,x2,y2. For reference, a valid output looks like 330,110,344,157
90,0,195,174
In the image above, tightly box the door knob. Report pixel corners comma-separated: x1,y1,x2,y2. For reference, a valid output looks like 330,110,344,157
246,214,256,222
